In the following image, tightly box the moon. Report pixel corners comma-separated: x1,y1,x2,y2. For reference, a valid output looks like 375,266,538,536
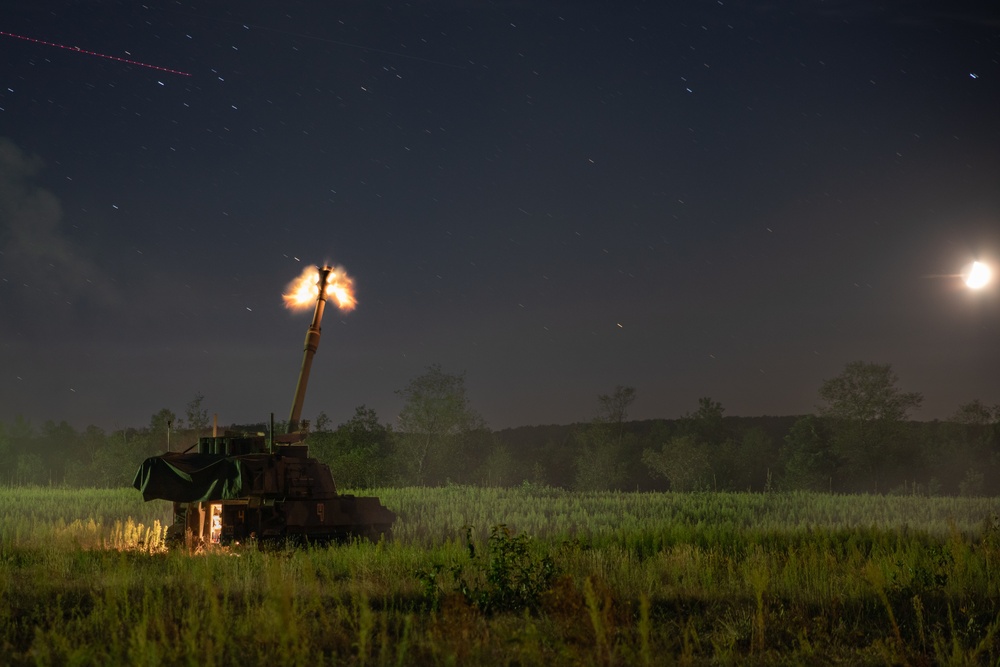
963,261,991,289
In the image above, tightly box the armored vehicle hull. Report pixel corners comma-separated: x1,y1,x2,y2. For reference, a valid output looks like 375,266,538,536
135,435,395,547
132,264,395,548
134,436,396,546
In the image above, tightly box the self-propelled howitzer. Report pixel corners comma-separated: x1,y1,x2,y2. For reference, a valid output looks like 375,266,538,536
132,266,395,547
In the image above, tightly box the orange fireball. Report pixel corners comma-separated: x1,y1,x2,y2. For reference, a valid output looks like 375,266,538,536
283,265,357,311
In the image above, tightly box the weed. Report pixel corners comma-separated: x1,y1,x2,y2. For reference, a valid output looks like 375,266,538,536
418,524,560,615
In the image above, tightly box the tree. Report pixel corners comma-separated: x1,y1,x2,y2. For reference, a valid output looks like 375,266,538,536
675,397,737,489
818,361,922,491
148,408,179,454
736,427,778,492
682,397,728,443
819,362,922,423
946,400,1000,495
314,411,333,433
0,421,10,480
951,399,1000,455
324,406,394,488
597,385,636,443
308,411,338,474
573,425,629,491
479,444,518,487
185,392,210,437
574,386,635,491
780,415,836,491
89,428,143,487
952,399,997,426
4,416,36,483
394,364,484,485
38,420,80,483
63,425,108,487
642,435,711,492
15,452,46,485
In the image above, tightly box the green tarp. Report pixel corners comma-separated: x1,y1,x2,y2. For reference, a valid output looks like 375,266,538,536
133,452,246,502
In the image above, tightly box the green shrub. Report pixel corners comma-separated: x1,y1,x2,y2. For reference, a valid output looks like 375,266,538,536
418,524,559,615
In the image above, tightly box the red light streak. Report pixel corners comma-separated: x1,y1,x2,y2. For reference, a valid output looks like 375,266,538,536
0,30,191,77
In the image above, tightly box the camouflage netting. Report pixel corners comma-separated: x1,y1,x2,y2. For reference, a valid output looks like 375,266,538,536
132,452,245,502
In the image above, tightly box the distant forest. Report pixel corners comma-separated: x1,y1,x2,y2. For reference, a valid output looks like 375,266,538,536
2,362,998,496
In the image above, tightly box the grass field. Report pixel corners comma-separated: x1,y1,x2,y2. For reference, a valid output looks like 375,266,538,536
2,485,999,665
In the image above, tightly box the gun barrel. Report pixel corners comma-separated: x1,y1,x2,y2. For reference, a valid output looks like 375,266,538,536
287,266,332,433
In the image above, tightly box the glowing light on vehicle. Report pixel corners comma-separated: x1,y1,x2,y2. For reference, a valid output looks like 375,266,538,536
209,503,222,544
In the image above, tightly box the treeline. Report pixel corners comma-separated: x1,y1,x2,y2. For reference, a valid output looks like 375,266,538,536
0,394,214,488
1,363,998,495
495,409,1000,496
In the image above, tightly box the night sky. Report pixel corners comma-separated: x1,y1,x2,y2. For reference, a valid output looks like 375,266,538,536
2,1,999,432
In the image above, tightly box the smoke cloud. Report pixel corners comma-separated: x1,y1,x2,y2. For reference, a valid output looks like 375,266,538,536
0,138,118,311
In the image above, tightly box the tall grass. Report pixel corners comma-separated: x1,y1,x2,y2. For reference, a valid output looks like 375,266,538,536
2,484,999,665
